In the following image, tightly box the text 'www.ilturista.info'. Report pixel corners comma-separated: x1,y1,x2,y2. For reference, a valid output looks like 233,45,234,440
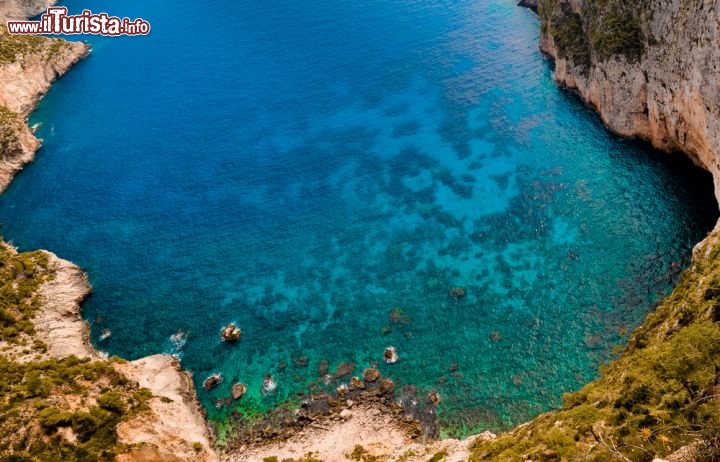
7,7,150,36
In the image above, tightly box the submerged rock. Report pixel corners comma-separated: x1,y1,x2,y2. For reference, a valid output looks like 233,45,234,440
203,373,222,390
448,286,466,300
220,323,241,342
363,367,381,382
99,328,112,341
383,346,399,364
334,361,355,378
317,359,329,377
231,383,247,400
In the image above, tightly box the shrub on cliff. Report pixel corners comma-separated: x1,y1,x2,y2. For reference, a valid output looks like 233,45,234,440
550,3,591,68
0,355,153,461
540,0,649,66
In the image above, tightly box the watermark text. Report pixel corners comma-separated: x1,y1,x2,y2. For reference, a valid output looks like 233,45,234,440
7,7,150,36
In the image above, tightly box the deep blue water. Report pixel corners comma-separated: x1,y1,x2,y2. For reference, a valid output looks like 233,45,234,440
2,0,717,435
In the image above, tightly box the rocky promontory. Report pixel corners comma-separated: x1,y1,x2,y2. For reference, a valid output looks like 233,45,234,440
0,26,88,192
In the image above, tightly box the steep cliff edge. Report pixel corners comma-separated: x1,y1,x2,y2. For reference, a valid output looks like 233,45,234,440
0,27,88,192
537,0,720,204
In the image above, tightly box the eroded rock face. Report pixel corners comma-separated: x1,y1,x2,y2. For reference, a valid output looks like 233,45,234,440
115,355,217,462
0,28,89,193
537,0,720,205
35,252,95,359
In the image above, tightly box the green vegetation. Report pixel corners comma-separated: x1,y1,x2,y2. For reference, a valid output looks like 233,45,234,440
539,0,649,66
0,106,22,160
549,3,591,68
348,445,381,462
0,244,50,343
584,0,648,63
469,231,720,461
0,242,152,461
0,354,152,461
0,24,44,64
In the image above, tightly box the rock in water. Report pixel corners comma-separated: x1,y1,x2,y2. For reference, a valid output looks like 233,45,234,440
334,361,355,378
380,378,395,393
220,323,241,342
383,346,398,364
203,373,222,390
448,286,466,300
429,391,441,405
362,367,381,382
231,383,247,400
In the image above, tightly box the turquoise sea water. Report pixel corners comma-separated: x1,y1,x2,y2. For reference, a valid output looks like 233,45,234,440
1,0,717,435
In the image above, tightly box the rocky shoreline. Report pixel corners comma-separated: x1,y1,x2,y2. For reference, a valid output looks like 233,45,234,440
0,15,218,461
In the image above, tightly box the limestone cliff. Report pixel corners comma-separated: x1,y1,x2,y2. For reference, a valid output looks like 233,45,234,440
537,0,720,204
0,29,88,192
0,26,89,192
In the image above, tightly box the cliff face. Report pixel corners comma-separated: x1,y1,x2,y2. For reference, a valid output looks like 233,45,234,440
0,29,88,192
538,0,720,204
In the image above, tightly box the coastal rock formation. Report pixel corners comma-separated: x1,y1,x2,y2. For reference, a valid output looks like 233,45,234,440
203,373,223,390
0,27,89,192
231,383,247,400
35,252,96,359
220,323,241,342
362,367,381,382
536,0,720,204
115,355,217,462
383,346,399,364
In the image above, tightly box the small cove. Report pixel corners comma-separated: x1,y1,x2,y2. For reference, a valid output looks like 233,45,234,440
1,0,717,436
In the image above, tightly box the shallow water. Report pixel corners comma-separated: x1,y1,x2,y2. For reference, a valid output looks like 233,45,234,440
1,0,716,435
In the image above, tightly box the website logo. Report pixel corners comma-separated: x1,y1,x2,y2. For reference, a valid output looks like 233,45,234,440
7,7,150,36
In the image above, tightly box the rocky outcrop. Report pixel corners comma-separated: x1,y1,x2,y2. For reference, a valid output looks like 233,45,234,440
35,251,96,359
115,355,217,462
536,0,720,205
0,29,89,192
